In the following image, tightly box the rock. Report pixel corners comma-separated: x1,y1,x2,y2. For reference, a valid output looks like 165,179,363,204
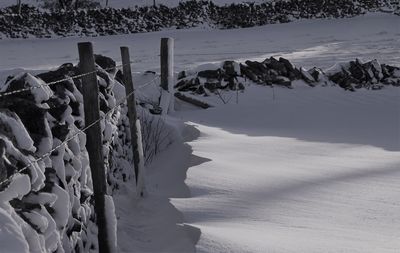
264,57,287,76
279,57,301,80
178,71,186,80
198,69,221,79
51,124,69,142
37,63,75,84
94,54,116,72
300,67,316,85
363,59,383,82
240,64,259,83
308,67,329,85
349,60,366,81
204,82,221,92
272,76,291,87
245,60,268,75
329,71,356,91
222,61,240,76
195,85,206,94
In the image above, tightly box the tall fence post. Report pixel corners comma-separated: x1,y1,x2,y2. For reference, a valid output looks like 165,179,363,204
78,42,111,253
120,46,146,197
159,37,174,115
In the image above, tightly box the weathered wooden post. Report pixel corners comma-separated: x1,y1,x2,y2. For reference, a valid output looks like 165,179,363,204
78,42,112,253
120,46,146,197
17,0,21,15
159,37,174,115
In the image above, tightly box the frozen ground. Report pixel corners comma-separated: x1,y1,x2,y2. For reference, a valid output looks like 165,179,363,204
0,13,399,253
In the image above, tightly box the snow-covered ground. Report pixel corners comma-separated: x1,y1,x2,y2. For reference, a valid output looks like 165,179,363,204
1,12,399,253
173,84,400,252
0,13,398,82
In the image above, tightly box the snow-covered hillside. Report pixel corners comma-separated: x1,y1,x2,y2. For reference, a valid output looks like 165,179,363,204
0,13,397,74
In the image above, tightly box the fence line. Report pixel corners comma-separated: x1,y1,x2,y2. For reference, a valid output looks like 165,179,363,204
0,61,139,99
0,76,160,189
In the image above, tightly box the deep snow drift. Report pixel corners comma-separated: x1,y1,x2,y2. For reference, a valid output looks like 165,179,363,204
173,84,400,252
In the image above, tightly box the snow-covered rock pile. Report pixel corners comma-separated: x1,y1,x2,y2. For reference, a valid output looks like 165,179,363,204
0,53,178,251
326,59,400,91
0,0,395,39
0,55,132,252
176,61,245,95
176,57,400,95
0,66,99,252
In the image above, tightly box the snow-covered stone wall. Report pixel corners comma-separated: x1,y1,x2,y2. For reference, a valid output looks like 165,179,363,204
0,0,397,39
0,58,123,252
0,55,178,252
176,58,400,95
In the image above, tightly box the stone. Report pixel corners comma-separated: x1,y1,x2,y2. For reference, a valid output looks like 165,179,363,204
178,71,186,80
272,76,291,87
300,67,316,84
94,54,116,72
349,60,365,81
222,61,239,76
198,69,221,79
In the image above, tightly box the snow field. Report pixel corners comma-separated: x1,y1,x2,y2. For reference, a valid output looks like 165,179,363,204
172,85,400,252
1,13,398,75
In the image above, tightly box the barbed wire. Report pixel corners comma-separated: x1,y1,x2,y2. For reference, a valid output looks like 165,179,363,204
137,75,160,90
0,76,160,189
0,61,138,99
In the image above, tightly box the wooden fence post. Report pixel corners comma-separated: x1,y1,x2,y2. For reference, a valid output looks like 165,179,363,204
78,42,111,253
159,37,174,115
120,46,146,197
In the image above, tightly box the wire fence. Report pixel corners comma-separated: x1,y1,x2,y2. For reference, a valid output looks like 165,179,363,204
0,44,271,189
0,61,143,99
0,62,161,189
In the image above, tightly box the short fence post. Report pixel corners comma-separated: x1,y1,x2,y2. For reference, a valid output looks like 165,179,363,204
120,46,146,197
78,42,111,253
159,37,174,115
